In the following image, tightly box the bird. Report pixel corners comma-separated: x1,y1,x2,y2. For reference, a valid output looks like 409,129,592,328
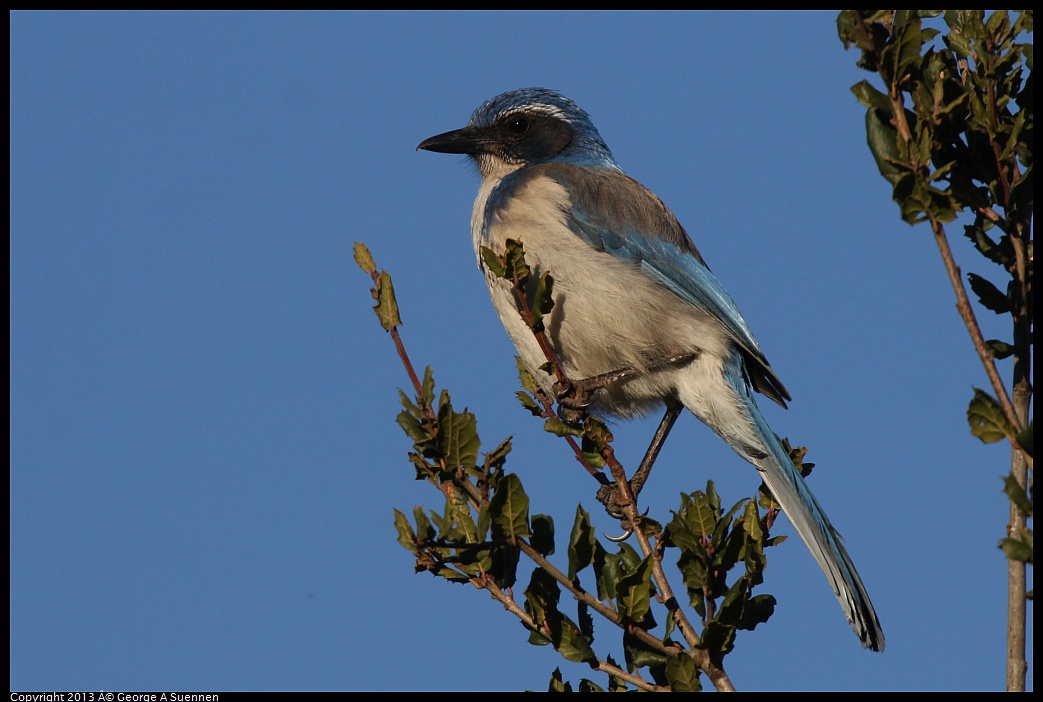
417,87,884,652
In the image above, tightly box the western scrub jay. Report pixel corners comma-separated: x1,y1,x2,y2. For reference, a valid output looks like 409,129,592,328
418,87,884,651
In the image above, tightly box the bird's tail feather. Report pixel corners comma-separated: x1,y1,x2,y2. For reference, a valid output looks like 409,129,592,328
683,359,886,651
743,392,885,651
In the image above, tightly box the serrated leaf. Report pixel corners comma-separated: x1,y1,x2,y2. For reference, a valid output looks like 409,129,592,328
516,356,540,393
577,599,594,639
442,494,478,542
352,241,376,274
503,238,530,287
516,391,542,416
665,654,702,692
556,613,596,663
738,593,777,631
1002,474,1033,516
489,473,531,540
484,436,513,471
616,554,655,626
577,679,604,692
715,576,749,626
698,619,737,657
967,388,1016,443
547,668,569,692
395,409,428,443
712,497,747,551
967,273,1011,314
435,399,481,471
544,417,582,437
532,271,555,332
524,566,560,627
393,509,417,551
480,245,505,278
372,270,402,331
420,366,436,409
413,505,435,542
1000,532,1033,564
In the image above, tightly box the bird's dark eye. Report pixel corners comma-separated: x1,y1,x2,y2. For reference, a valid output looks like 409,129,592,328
506,118,530,134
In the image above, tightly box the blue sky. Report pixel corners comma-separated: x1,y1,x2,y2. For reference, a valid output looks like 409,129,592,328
10,10,1032,692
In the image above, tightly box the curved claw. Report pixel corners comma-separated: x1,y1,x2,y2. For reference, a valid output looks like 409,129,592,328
605,527,633,543
602,505,649,543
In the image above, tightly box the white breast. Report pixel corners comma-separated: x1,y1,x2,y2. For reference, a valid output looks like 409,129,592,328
471,174,734,420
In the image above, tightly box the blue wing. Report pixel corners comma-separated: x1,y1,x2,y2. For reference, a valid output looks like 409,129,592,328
537,163,791,407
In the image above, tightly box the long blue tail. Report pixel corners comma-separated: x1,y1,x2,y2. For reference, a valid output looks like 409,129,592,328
694,360,885,651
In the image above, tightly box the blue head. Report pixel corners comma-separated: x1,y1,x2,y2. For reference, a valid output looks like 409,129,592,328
418,88,619,178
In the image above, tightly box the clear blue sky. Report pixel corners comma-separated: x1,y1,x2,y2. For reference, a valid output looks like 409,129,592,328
10,10,1032,692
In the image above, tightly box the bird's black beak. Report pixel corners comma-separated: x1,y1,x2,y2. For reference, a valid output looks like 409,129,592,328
417,126,490,155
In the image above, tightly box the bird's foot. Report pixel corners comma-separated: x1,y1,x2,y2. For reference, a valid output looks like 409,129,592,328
596,482,644,541
553,363,648,422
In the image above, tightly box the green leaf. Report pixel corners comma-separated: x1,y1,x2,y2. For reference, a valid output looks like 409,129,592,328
623,630,669,672
395,409,427,443
851,79,893,114
577,679,605,692
740,593,777,631
531,513,555,557
963,222,1013,266
516,390,542,416
480,245,505,278
435,399,480,471
524,566,560,629
1002,474,1033,516
698,619,737,657
489,543,520,589
488,473,531,540
715,576,750,626
420,366,436,409
577,599,594,639
393,508,417,551
532,271,555,332
665,654,702,692
544,417,582,437
413,505,435,542
567,504,596,580
547,668,570,693
967,273,1012,314
503,238,531,288
484,437,513,472
882,15,924,84
1000,532,1033,564
556,613,596,663
986,339,1016,359
373,270,402,331
967,388,1016,443
865,107,906,185
616,554,655,626
352,241,376,275
1015,420,1033,458
945,26,975,59
593,542,622,601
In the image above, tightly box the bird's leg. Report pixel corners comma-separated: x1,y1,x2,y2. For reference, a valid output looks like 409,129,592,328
599,401,684,540
555,352,697,422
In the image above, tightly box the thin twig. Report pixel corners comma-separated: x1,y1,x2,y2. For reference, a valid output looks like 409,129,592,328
481,574,664,692
929,218,1026,442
